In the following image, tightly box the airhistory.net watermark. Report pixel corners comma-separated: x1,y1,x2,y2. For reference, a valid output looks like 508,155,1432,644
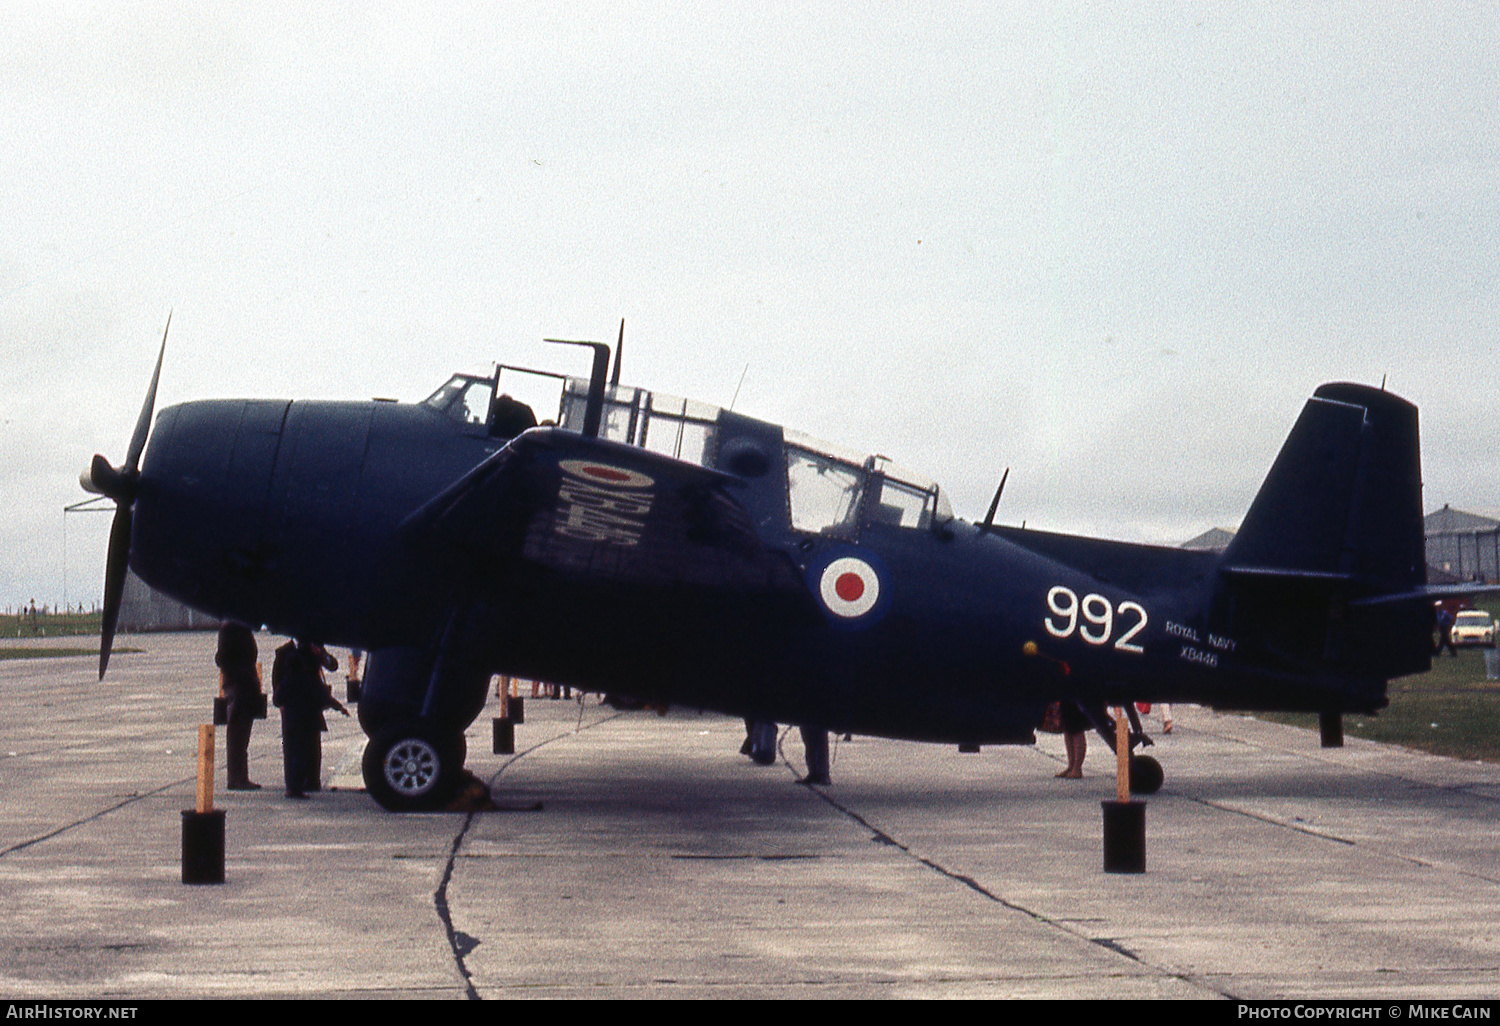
5,1007,137,1020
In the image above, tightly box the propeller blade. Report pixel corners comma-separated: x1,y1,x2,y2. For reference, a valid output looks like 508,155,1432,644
95,313,170,680
124,312,169,473
98,503,133,680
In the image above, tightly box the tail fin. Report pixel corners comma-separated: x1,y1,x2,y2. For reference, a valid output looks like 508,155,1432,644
1223,383,1424,591
1219,383,1429,684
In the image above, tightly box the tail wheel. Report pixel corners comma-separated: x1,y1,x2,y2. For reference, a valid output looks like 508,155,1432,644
363,724,466,811
1129,754,1164,795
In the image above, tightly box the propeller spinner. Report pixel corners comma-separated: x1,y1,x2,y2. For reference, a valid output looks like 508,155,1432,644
80,314,169,679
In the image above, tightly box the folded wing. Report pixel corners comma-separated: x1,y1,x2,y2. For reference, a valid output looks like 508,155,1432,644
401,427,805,594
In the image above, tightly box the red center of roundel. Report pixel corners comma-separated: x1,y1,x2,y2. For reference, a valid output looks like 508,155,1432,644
582,465,630,482
834,572,865,603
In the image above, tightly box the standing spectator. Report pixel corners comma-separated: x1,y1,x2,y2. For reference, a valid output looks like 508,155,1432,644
1435,605,1458,657
216,621,263,790
271,639,347,799
1057,701,1089,779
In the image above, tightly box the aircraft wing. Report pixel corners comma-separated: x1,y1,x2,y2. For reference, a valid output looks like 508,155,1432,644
400,427,805,593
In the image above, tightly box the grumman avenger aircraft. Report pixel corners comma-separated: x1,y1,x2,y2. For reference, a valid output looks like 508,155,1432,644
82,322,1435,810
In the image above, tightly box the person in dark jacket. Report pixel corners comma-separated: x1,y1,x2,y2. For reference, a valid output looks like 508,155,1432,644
215,621,263,790
1435,605,1459,657
271,639,347,799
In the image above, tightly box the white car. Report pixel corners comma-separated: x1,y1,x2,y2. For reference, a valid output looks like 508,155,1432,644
1451,610,1496,648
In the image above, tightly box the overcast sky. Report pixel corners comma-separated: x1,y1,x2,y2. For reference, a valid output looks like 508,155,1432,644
3,3,1498,611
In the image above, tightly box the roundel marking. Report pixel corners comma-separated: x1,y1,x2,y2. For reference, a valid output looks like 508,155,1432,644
558,459,655,489
819,557,881,618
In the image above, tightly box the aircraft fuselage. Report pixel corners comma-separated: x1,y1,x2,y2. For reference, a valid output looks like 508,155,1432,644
130,375,1412,748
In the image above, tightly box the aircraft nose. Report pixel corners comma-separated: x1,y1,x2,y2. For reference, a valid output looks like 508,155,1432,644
132,399,289,611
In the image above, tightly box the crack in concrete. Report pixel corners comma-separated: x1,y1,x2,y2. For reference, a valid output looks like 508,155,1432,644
0,780,182,858
1190,720,1500,805
1173,724,1500,886
434,709,623,1001
779,740,1236,1000
1175,793,1359,846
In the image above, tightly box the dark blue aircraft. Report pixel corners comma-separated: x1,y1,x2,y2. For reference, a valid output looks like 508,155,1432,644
82,325,1436,810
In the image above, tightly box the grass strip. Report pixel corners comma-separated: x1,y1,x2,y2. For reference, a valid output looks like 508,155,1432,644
0,647,143,661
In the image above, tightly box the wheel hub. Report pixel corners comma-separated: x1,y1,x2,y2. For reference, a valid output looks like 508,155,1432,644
384,738,441,797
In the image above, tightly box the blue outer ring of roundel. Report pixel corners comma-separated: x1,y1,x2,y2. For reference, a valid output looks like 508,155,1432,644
805,545,892,630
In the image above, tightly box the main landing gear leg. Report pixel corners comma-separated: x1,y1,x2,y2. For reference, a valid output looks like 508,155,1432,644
744,719,778,766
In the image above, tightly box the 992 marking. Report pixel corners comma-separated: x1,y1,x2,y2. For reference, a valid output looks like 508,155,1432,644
1044,586,1148,654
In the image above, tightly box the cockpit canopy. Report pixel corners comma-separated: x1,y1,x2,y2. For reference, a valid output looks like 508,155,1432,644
423,369,955,535
422,374,495,427
782,431,953,535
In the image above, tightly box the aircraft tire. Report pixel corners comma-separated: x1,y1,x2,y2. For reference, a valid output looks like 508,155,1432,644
362,723,466,812
1129,754,1164,795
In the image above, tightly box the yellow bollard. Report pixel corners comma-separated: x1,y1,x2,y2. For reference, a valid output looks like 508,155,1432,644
1115,706,1130,803
196,723,215,813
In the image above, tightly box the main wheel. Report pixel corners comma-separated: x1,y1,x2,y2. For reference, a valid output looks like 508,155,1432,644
363,723,466,811
1129,754,1164,795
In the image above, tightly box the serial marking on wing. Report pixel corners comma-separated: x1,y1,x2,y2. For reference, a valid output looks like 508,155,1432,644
552,459,656,546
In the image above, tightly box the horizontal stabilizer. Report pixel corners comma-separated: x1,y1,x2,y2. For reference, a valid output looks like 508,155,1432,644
1220,567,1355,582
1352,581,1500,607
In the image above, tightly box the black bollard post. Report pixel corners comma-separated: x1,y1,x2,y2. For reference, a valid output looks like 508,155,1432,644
1319,711,1343,748
493,717,515,755
181,810,226,884
1101,801,1146,873
1101,707,1146,873
182,724,225,884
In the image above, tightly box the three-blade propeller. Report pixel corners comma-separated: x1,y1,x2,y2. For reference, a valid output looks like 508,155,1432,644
79,314,169,679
